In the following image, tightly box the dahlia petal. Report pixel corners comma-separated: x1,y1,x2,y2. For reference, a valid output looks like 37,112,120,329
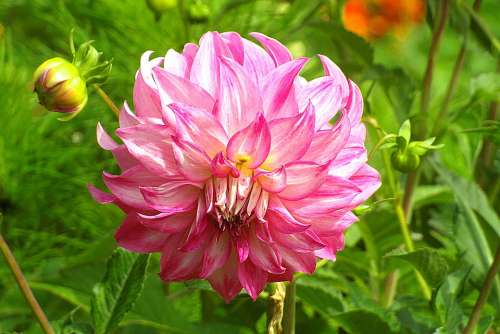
190,32,229,97
172,137,212,182
140,177,201,213
302,112,351,164
160,235,203,281
205,178,214,213
97,122,118,150
217,56,263,135
227,113,271,169
133,52,162,119
242,38,275,86
116,214,168,253
221,32,244,65
278,161,330,200
318,54,350,104
271,230,325,253
314,233,345,261
116,124,178,176
182,43,199,77
246,183,262,216
163,49,187,77
87,184,115,204
238,260,268,300
248,232,285,274
329,146,367,178
267,102,315,166
349,164,381,204
208,254,242,302
296,77,343,130
152,67,215,119
119,102,141,128
236,237,249,262
255,190,269,220
169,103,227,156
278,246,317,274
214,177,228,208
97,123,138,171
345,80,363,125
255,166,287,193
301,211,358,237
250,32,292,66
103,166,165,210
201,231,231,278
211,152,239,178
180,197,209,251
138,211,194,233
266,205,310,234
262,58,308,119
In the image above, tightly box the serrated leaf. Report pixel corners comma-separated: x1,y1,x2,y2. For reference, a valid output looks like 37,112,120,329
333,310,397,334
90,248,150,334
386,248,449,287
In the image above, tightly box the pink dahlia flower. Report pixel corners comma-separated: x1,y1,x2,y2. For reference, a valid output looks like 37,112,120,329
89,31,380,302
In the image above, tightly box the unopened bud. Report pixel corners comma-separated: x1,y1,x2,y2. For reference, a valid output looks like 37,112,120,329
146,0,177,21
391,150,421,172
33,57,88,114
188,0,210,23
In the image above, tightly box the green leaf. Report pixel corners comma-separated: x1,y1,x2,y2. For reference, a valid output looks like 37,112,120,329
296,274,346,317
29,282,90,313
470,73,500,103
386,248,449,287
90,248,150,334
333,310,397,334
398,120,411,143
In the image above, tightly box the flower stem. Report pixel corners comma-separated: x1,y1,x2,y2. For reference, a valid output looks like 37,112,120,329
93,84,120,118
0,234,54,334
267,282,286,334
462,246,500,334
282,281,296,334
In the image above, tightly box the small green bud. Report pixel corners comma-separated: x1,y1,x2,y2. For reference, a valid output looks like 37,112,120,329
33,57,88,114
146,0,177,20
353,204,372,216
391,150,421,172
188,0,210,23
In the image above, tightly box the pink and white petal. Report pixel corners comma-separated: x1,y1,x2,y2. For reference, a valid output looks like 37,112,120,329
201,230,231,278
179,196,210,251
278,161,330,201
169,103,227,156
88,184,115,204
116,124,178,176
296,76,343,130
140,177,201,213
163,49,187,77
329,146,367,178
182,43,199,77
314,233,345,261
116,214,168,253
250,32,292,66
190,32,229,97
238,260,268,300
345,80,363,125
255,167,287,193
211,152,240,178
97,122,119,150
160,235,203,281
302,211,358,238
227,114,271,169
318,54,349,104
171,137,212,182
261,58,308,119
103,166,166,210
138,210,194,233
97,122,139,171
221,32,244,65
208,254,242,302
267,103,315,165
349,164,381,204
248,232,285,274
133,52,162,119
302,112,351,164
246,183,262,216
266,204,310,234
217,56,263,136
278,246,317,274
271,230,325,253
119,102,141,128
255,190,269,221
242,38,275,86
236,236,249,263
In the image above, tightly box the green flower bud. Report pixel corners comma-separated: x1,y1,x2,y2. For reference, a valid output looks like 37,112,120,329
146,0,177,20
391,150,421,173
188,0,210,23
33,57,88,114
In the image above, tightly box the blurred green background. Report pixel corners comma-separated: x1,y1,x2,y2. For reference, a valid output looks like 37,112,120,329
0,0,499,333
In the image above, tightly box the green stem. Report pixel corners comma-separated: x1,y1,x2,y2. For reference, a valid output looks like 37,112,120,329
267,283,285,334
381,271,399,308
282,281,296,334
93,84,119,118
358,219,380,300
462,246,500,334
0,234,54,334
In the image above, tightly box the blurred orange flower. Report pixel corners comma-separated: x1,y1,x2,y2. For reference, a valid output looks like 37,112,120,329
342,0,425,40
